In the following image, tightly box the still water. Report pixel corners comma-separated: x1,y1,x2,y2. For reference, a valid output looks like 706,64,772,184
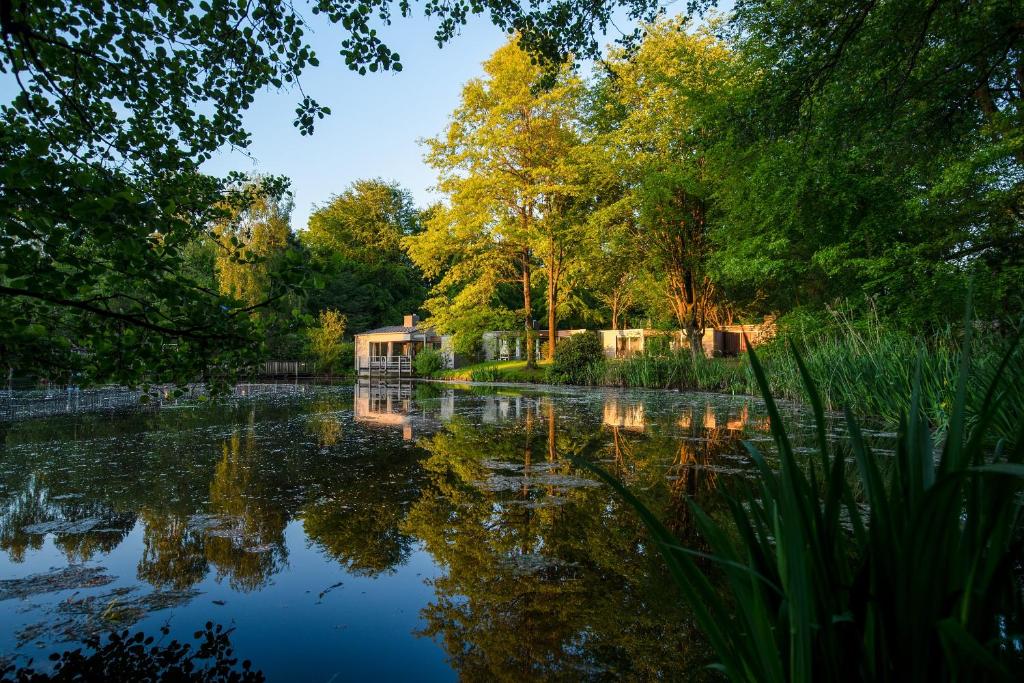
0,381,860,680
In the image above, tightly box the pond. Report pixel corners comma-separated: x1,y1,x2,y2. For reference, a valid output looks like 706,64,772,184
0,381,880,680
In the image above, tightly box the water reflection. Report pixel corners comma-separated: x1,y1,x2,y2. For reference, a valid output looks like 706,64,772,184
0,381,846,679
354,381,455,440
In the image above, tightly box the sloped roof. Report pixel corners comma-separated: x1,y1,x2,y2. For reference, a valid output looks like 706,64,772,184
357,325,440,336
360,325,417,335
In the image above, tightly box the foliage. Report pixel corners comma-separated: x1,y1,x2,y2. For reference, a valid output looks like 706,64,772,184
307,310,347,375
581,17,738,345
548,332,605,385
710,0,1024,325
214,185,293,309
301,180,427,334
579,327,1024,681
407,38,583,366
0,623,262,682
1,0,655,389
413,348,444,377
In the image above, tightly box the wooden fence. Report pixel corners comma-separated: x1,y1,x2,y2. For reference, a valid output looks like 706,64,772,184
258,361,315,377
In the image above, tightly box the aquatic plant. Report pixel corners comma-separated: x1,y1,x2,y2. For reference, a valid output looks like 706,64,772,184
579,324,1024,681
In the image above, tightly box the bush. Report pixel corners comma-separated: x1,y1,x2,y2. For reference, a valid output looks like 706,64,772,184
413,348,444,377
549,332,604,385
336,342,354,374
307,309,347,375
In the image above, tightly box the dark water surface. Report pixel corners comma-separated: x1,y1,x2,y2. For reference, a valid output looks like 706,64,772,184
0,381,882,680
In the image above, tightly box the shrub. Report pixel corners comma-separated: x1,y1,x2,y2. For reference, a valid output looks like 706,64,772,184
470,366,501,382
413,347,444,377
1,623,263,681
336,342,354,374
307,309,347,375
549,332,604,385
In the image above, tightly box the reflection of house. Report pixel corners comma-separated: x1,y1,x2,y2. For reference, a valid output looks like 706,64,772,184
482,329,587,361
679,404,756,432
602,398,646,431
353,381,455,440
354,314,456,375
481,394,535,424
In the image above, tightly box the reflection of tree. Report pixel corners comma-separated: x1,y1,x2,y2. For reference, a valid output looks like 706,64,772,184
137,509,209,590
306,396,345,447
206,426,288,592
51,510,136,564
0,473,136,564
302,429,427,576
406,411,713,680
0,474,48,562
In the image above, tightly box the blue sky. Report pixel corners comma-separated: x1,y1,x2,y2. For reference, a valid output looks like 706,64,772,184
202,14,512,232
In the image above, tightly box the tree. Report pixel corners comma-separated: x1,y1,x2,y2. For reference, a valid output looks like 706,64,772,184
307,309,347,375
411,38,582,365
711,0,1024,324
0,0,660,387
214,183,294,309
301,179,426,333
585,18,736,350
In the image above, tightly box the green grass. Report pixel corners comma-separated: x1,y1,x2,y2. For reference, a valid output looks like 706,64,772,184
576,324,1024,681
433,359,553,383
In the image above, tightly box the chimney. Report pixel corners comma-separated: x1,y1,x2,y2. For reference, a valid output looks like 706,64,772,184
403,314,419,328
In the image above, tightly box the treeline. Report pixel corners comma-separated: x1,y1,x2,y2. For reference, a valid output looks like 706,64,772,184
1,0,1019,388
179,178,430,373
406,7,1022,360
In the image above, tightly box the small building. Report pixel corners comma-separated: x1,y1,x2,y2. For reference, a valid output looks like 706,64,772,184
354,314,454,375
482,329,587,361
600,329,671,358
699,321,776,358
600,319,776,359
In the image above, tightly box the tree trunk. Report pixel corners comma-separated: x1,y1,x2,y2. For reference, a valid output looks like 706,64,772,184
547,269,557,361
545,234,561,361
522,250,536,369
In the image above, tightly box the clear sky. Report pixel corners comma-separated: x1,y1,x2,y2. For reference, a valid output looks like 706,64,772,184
200,6,733,232
201,14,513,232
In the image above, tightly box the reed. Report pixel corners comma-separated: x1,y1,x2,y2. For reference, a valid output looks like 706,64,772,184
577,320,1024,681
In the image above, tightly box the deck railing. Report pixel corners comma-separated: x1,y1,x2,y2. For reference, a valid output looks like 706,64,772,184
357,355,413,375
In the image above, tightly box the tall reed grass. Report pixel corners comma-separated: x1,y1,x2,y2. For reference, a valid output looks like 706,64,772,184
578,321,1024,681
595,322,1020,443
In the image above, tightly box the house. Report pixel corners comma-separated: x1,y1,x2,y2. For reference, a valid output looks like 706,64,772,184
600,319,776,359
482,329,587,361
600,329,671,358
353,314,455,375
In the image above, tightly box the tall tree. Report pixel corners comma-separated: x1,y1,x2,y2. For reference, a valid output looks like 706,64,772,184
411,38,582,365
712,0,1024,324
586,18,735,350
0,0,658,386
301,179,426,333
214,183,293,309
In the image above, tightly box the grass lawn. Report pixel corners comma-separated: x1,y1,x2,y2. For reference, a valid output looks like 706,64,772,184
434,359,552,383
